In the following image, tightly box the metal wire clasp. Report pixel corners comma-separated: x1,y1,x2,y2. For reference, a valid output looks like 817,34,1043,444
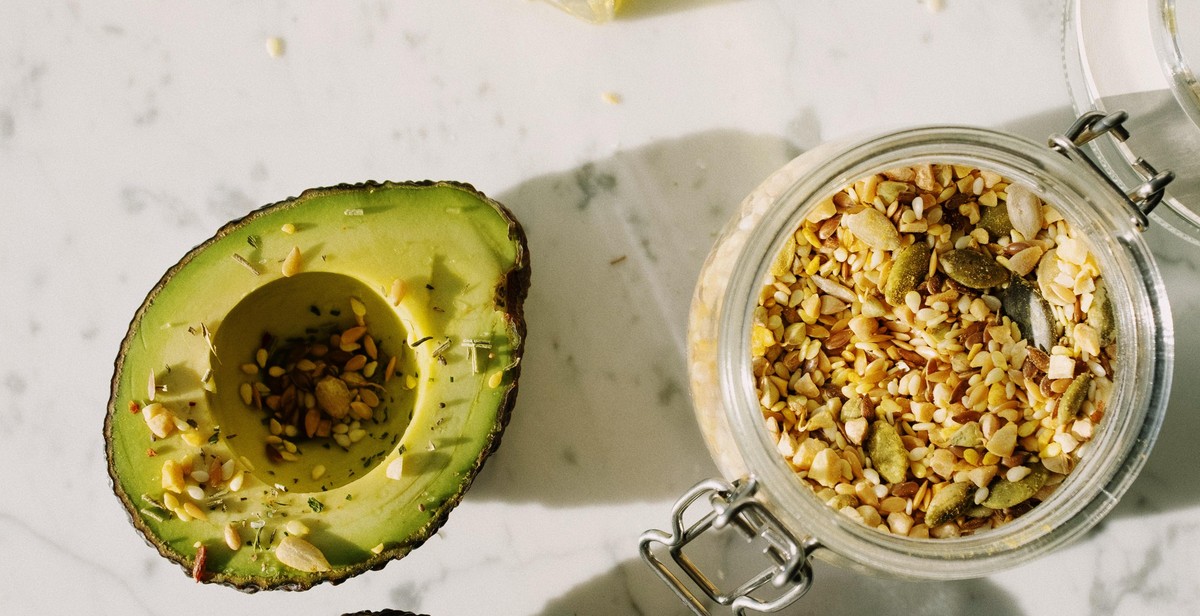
1048,110,1175,231
639,477,817,615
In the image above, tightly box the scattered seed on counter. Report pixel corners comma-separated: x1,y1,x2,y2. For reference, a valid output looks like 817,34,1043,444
752,163,1115,537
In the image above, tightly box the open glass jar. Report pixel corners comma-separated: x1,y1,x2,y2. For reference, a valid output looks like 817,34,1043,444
1064,0,1200,245
640,122,1175,613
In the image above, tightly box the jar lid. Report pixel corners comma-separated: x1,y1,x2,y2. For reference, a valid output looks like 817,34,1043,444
1065,0,1200,245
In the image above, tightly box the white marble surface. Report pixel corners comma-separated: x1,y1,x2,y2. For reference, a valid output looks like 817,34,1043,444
2,1,1199,614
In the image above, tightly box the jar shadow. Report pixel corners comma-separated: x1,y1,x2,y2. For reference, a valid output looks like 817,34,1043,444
533,556,1023,616
1108,224,1200,517
996,104,1080,144
468,129,802,506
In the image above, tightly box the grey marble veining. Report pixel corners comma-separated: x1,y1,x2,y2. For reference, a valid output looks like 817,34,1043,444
2,0,1198,614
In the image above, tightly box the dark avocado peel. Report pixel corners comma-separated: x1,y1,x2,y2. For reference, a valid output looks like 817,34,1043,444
105,181,529,590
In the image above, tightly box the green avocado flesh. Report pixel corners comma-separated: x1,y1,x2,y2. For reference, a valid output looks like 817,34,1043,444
105,181,529,590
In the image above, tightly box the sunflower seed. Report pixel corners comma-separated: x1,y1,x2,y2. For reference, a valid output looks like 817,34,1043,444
274,536,331,572
842,208,901,251
1005,183,1043,240
224,524,242,550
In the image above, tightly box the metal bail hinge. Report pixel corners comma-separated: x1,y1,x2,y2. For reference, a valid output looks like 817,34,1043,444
1048,110,1175,231
639,477,817,615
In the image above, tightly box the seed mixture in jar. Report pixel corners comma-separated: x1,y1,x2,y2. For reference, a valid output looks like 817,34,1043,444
751,164,1115,538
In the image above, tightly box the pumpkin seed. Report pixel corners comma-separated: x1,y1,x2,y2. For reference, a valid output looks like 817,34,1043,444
977,201,1012,239
1056,372,1092,427
925,481,974,527
1088,281,1115,346
1005,183,1044,240
842,208,901,251
1000,277,1059,351
982,463,1049,509
883,242,931,306
866,420,908,484
940,249,1009,289
964,505,993,519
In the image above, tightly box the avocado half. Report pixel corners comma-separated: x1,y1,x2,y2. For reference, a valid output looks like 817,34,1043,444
105,181,529,590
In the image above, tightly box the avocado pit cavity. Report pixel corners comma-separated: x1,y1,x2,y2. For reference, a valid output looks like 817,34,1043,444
211,272,415,493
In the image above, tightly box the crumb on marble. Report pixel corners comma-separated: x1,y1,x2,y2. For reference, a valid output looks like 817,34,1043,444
266,36,286,58
601,91,622,105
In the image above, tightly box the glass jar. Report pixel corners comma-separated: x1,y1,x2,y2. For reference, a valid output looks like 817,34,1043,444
1064,0,1200,245
641,123,1175,613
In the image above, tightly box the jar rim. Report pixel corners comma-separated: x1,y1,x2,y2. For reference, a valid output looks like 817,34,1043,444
710,125,1173,578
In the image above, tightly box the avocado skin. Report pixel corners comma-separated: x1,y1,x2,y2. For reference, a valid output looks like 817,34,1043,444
342,611,431,616
105,181,530,591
